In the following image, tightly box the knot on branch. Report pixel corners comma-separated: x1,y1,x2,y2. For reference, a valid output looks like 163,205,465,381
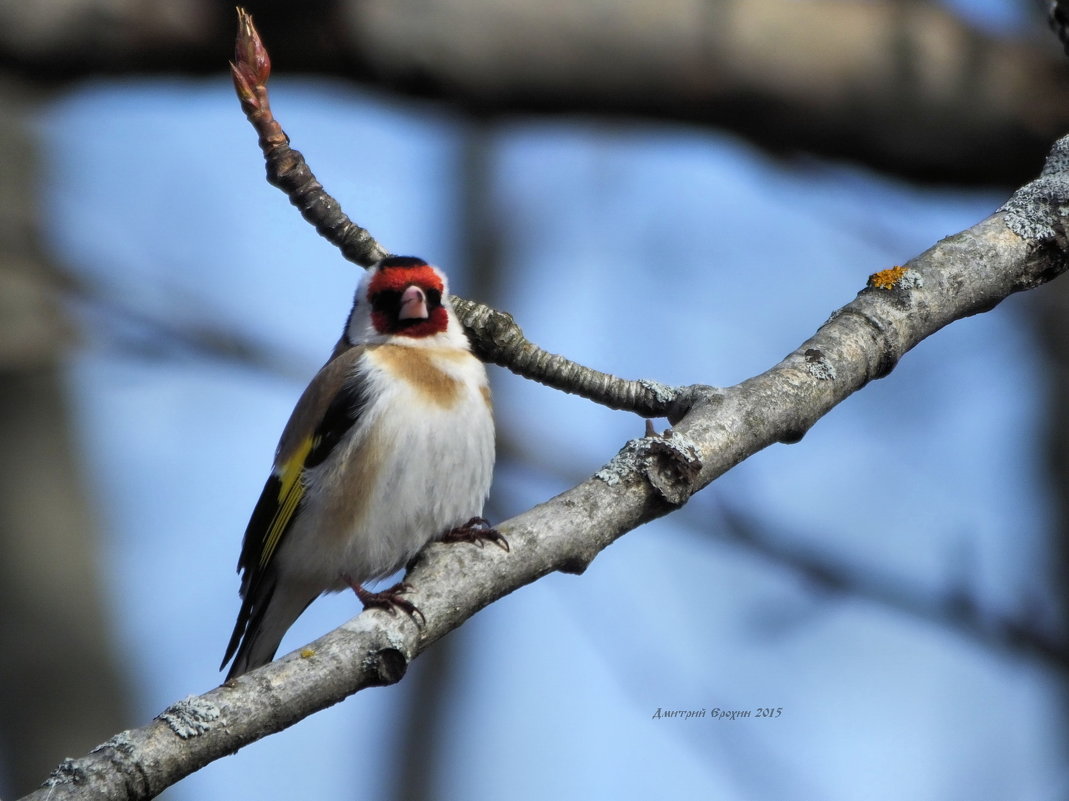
664,384,722,425
361,647,408,687
828,307,900,380
596,431,703,506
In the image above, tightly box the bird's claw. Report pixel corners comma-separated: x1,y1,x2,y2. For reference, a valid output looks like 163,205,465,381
442,516,510,552
352,580,426,626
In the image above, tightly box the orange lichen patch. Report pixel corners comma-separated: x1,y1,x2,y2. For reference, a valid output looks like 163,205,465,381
868,265,908,290
300,648,316,659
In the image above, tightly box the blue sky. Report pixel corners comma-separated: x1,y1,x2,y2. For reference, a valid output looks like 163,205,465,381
30,30,1067,799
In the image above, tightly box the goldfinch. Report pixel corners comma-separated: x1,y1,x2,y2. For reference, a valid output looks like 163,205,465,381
221,256,500,679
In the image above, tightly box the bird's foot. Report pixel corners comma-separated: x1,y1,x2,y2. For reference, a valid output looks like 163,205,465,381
441,516,509,552
348,579,426,626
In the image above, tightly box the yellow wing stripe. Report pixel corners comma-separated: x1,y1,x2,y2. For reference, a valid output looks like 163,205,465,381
259,436,314,569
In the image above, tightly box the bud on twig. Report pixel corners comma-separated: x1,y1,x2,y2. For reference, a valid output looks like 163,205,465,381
230,8,274,121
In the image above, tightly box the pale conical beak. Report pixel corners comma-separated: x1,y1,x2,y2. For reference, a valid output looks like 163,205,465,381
398,285,429,320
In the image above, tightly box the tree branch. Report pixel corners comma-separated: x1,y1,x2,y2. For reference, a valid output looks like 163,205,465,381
711,500,1069,671
22,118,1069,799
230,8,681,418
230,8,388,269
4,1,1068,186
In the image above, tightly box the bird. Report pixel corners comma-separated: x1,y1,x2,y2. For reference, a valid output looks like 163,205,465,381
221,255,502,679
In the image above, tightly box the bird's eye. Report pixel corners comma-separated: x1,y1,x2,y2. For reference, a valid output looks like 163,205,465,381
371,290,401,313
425,288,442,308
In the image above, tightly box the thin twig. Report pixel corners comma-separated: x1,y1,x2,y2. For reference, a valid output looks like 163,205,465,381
230,8,678,418
231,8,388,267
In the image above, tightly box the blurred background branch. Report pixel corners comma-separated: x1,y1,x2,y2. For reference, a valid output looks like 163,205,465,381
0,0,1065,185
0,78,131,796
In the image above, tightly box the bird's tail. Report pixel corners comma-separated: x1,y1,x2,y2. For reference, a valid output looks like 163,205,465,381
221,577,317,680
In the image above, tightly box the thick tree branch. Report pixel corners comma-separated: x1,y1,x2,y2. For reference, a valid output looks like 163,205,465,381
22,122,1069,800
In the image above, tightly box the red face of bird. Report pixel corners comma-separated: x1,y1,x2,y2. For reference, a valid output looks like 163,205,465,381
365,256,450,339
